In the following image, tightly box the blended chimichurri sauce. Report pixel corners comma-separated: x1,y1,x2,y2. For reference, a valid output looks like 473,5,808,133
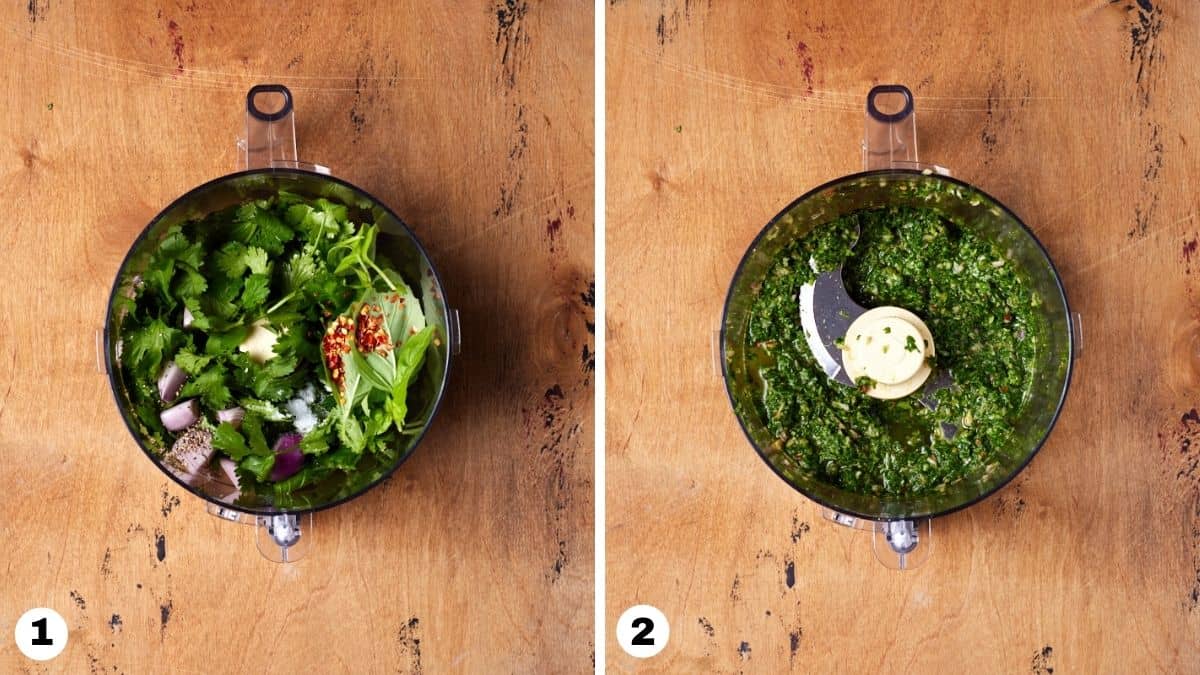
746,206,1044,497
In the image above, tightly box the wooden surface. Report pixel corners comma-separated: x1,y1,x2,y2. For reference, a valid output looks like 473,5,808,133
608,1,1200,672
0,2,592,673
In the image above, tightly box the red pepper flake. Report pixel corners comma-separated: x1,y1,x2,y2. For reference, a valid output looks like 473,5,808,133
322,315,355,397
355,303,392,356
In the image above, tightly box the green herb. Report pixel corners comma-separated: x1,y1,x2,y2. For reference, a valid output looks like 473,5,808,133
178,366,232,409
746,205,1044,497
905,335,919,352
118,191,438,505
387,326,435,427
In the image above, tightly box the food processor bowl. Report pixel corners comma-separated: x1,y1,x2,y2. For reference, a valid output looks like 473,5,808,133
102,86,459,561
720,86,1076,567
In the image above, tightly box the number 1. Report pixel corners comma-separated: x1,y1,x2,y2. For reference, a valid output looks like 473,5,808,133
31,617,53,646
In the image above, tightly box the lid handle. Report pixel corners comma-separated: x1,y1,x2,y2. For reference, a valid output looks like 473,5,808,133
862,84,919,170
240,84,299,171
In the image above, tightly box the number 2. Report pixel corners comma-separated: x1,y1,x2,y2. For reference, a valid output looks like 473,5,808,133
631,617,654,646
31,617,53,646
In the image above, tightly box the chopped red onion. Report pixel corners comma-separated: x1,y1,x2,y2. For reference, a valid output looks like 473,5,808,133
157,362,187,403
166,425,213,477
269,432,305,481
160,399,200,432
217,406,245,428
270,449,304,482
273,432,303,453
218,458,241,490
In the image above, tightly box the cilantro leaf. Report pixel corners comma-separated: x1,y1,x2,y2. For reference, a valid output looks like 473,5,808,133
264,354,298,378
157,226,204,270
173,265,208,300
337,414,367,452
242,355,300,401
205,325,249,355
182,301,215,330
239,397,290,422
244,246,270,275
141,225,206,303
241,414,271,456
272,465,332,494
124,318,182,373
323,445,364,471
240,454,275,482
285,199,348,243
214,241,249,277
299,417,334,455
283,252,318,293
178,366,232,409
272,325,320,364
241,273,271,309
212,422,251,460
232,202,293,255
173,348,212,374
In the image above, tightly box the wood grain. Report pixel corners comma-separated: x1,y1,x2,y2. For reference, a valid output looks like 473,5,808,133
607,1,1200,672
0,2,592,673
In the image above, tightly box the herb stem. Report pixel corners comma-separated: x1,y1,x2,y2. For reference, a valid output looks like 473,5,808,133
366,259,398,292
266,291,298,314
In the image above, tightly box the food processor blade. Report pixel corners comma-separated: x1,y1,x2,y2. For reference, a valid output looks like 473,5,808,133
797,232,956,435
798,267,866,386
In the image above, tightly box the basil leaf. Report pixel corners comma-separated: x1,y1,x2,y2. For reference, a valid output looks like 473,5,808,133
387,326,435,427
